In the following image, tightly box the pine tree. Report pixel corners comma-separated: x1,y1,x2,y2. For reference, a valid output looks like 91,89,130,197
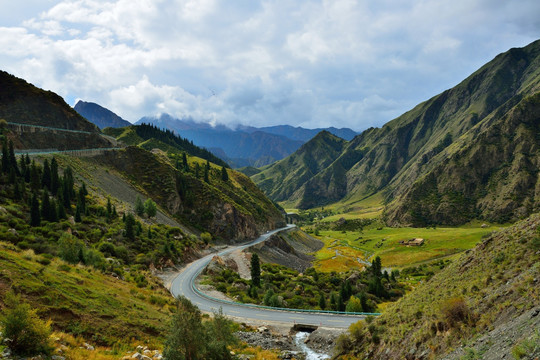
250,253,261,287
125,213,135,239
41,159,51,191
74,201,82,222
144,198,157,218
221,166,228,181
182,152,188,171
330,293,337,311
1,138,9,173
371,256,382,278
77,186,86,214
24,155,30,183
30,193,40,226
318,293,326,310
50,157,59,195
30,161,40,191
57,200,66,220
135,196,144,216
204,166,209,183
40,192,51,222
8,140,18,176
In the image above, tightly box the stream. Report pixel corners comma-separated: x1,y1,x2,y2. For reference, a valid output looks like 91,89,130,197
294,332,330,360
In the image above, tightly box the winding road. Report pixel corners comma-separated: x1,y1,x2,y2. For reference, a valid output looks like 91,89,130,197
169,225,367,328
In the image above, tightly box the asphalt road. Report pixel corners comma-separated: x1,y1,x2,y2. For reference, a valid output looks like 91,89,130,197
169,225,366,328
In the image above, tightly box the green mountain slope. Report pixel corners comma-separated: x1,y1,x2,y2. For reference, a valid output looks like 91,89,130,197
251,131,347,205
95,146,284,240
252,40,540,225
337,214,540,359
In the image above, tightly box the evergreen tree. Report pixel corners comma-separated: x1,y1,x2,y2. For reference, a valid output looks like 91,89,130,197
338,293,345,312
57,200,66,220
318,293,326,310
23,155,30,183
144,198,157,218
135,196,144,216
41,159,51,191
250,253,261,287
19,155,27,180
221,166,228,181
30,193,40,227
204,165,209,183
30,161,40,191
8,140,18,176
125,213,135,239
195,163,200,178
40,192,52,222
106,198,112,221
371,256,382,278
49,198,58,222
63,166,75,199
1,138,9,173
50,157,59,195
74,201,82,222
330,292,337,311
182,152,188,171
163,296,208,360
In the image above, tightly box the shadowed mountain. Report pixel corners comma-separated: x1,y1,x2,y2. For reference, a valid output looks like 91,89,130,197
74,100,132,129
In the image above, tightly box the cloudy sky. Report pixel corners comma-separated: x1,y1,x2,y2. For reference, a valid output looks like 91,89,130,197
1,0,539,131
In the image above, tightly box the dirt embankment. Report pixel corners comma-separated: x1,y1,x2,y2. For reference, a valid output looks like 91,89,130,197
248,228,324,272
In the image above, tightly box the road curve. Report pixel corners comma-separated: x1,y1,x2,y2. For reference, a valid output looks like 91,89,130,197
169,225,366,328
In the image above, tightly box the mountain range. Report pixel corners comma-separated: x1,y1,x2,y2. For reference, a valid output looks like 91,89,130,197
250,39,540,226
73,102,358,168
135,114,358,168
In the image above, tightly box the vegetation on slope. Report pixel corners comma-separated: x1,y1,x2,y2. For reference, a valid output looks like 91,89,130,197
95,145,284,241
251,40,540,226
251,130,347,206
335,214,540,359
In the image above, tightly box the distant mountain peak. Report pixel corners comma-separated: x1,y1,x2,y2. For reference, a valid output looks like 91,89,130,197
74,100,131,129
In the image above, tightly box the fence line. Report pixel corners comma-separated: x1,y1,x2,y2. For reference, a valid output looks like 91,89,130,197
14,147,120,157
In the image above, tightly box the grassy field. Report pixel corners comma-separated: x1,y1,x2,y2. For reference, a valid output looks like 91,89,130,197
312,222,504,270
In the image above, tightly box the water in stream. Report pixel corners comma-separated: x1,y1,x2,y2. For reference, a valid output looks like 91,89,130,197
294,332,330,360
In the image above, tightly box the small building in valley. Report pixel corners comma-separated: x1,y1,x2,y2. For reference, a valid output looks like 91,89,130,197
399,238,425,246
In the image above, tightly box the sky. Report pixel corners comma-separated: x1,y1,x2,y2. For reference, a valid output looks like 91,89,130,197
1,1,539,131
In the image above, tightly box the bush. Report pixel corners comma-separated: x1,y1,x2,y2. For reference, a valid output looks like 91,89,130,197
441,297,473,328
0,292,52,356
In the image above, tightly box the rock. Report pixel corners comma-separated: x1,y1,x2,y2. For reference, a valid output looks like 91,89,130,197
51,356,66,360
258,326,269,333
237,355,255,360
143,349,152,355
8,228,17,236
132,353,152,360
83,342,95,350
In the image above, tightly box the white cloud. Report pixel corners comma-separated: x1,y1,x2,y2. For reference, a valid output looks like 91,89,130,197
0,0,539,130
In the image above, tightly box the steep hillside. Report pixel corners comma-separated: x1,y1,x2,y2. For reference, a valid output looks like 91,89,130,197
386,91,540,225
74,100,132,129
251,131,347,205
0,71,98,132
95,146,284,241
337,213,540,360
252,40,540,224
0,71,115,150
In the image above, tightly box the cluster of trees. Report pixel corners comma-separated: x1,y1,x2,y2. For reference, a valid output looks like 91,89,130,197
211,255,405,313
135,123,228,167
0,138,95,227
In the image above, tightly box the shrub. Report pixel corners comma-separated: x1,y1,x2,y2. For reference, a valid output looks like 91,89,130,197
348,321,365,342
0,292,52,356
441,297,473,328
